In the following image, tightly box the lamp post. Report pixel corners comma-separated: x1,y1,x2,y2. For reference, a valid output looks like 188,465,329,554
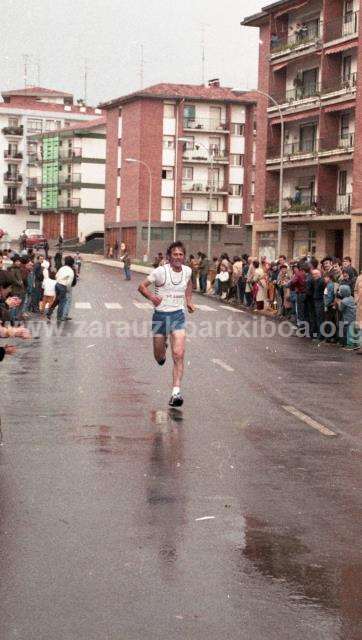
177,137,215,258
253,89,284,258
125,158,152,262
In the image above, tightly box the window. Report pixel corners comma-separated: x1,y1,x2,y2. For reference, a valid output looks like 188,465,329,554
342,56,352,81
26,220,40,230
227,214,242,226
210,106,222,127
210,198,219,211
142,227,173,241
28,118,42,132
209,136,221,154
162,167,174,180
164,103,175,118
161,197,173,210
231,123,245,136
45,120,54,131
308,230,317,255
184,105,196,121
340,114,350,139
8,117,19,127
339,170,347,195
182,136,194,150
182,197,193,210
229,184,243,196
182,167,193,180
55,120,62,129
230,154,244,166
163,136,175,149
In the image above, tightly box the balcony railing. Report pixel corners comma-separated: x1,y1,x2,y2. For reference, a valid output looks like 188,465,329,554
181,181,227,193
268,139,318,160
58,173,81,185
266,193,352,216
325,11,359,42
319,133,355,152
336,194,352,214
271,24,320,54
3,196,22,205
59,148,82,160
39,197,81,211
285,82,321,103
181,209,227,223
2,125,23,136
183,117,228,132
3,172,22,183
182,148,229,162
4,150,23,160
322,73,357,95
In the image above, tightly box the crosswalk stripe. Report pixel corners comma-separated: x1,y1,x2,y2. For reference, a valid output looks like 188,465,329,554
211,358,234,372
195,304,217,312
75,302,92,309
133,301,153,309
104,302,123,309
220,305,245,314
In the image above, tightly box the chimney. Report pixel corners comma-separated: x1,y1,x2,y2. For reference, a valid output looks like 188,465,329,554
208,78,220,88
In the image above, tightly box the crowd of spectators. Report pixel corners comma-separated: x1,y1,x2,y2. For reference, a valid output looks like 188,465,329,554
188,252,362,352
0,246,80,363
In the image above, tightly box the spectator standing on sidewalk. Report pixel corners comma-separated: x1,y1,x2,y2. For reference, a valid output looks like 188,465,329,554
311,268,325,340
119,242,131,281
354,271,362,353
335,284,358,350
39,270,56,314
290,262,307,333
198,253,209,293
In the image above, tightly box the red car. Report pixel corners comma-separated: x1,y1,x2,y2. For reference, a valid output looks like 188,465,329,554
25,232,47,249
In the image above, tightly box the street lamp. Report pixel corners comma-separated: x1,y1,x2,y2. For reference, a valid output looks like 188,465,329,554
125,158,152,262
178,137,215,259
253,90,285,258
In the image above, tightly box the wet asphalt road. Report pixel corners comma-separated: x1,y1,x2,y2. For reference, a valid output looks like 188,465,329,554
0,262,361,640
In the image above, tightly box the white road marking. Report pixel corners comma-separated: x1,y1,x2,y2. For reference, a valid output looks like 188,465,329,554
211,358,235,373
195,516,216,522
133,301,153,309
283,405,337,437
220,305,245,314
75,302,92,309
104,302,123,309
194,304,217,312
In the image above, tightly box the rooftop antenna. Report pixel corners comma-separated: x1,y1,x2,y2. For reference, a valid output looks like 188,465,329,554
140,44,144,89
23,54,30,88
84,58,88,104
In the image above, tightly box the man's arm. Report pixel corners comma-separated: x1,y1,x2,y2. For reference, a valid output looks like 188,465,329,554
138,278,162,307
185,278,195,313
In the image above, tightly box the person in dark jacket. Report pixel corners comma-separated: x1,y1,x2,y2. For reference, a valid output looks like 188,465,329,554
312,269,325,340
30,257,44,313
54,252,63,272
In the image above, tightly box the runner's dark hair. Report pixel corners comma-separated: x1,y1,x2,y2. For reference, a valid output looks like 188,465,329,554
166,241,186,258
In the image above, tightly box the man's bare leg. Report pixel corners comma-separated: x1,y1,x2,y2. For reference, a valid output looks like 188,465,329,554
170,330,186,388
153,335,167,365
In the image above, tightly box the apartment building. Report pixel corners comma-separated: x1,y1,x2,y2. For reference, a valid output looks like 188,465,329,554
0,86,103,239
100,82,257,258
28,118,106,241
242,0,362,269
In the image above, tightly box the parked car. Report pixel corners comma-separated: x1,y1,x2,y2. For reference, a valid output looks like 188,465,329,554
24,230,47,249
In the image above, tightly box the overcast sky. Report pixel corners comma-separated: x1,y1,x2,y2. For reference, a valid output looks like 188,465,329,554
1,0,265,105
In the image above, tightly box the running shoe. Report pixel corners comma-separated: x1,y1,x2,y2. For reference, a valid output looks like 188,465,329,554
168,392,184,407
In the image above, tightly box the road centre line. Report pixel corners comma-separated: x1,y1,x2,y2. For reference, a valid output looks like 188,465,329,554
104,303,123,309
75,302,92,309
283,405,337,438
211,358,235,372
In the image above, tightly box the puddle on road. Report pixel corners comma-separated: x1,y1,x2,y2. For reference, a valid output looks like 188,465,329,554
242,516,362,636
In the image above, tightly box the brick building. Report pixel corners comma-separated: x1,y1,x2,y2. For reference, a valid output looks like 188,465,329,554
28,118,106,241
0,86,102,240
242,0,362,269
100,82,257,259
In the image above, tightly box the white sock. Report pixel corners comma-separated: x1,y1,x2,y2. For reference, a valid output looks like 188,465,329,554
172,386,180,396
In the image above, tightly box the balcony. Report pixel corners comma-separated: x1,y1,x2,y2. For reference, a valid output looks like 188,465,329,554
3,196,22,206
3,172,22,184
59,148,82,161
325,11,359,42
28,151,42,164
265,193,352,218
28,177,38,187
2,125,23,137
182,148,229,164
4,150,23,161
322,73,357,97
181,181,228,194
58,173,81,186
39,197,81,211
336,193,352,214
268,139,318,162
26,189,37,203
180,209,228,224
284,82,321,104
319,133,355,156
271,24,320,55
183,118,228,133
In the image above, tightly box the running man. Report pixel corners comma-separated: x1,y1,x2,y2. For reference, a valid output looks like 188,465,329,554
138,241,195,407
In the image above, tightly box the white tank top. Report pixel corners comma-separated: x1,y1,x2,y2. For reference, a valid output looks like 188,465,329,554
147,263,192,312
